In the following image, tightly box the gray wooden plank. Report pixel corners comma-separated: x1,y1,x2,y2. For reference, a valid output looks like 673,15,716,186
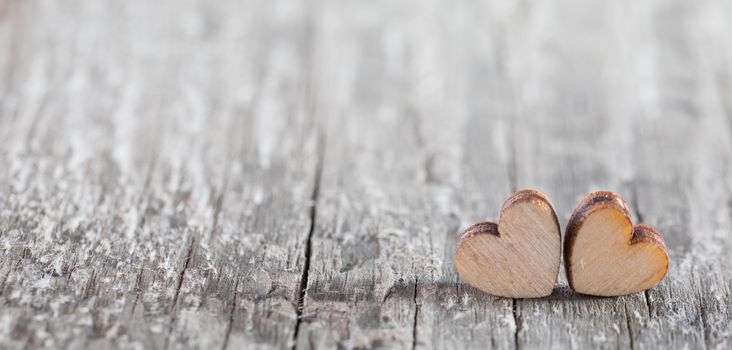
1,0,732,349
0,0,201,347
0,0,318,349
2,2,159,348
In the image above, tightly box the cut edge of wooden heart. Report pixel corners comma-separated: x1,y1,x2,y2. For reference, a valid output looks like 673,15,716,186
458,221,500,243
456,189,561,298
500,189,560,226
460,189,560,243
564,191,670,296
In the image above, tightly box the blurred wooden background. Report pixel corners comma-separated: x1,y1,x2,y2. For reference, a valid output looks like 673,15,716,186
1,0,731,348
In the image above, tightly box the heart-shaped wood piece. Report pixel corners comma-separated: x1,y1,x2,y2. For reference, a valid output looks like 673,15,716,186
564,191,669,296
455,189,561,298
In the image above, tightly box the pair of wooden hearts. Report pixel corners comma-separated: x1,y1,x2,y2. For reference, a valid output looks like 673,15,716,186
455,190,669,298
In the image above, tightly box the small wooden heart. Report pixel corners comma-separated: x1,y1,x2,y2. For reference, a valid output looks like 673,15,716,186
455,189,561,298
564,191,669,296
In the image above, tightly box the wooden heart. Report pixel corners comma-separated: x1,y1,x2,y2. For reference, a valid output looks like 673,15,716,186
455,189,561,298
564,191,669,296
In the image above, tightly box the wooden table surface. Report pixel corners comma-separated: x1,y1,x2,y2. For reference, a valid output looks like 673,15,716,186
1,0,731,349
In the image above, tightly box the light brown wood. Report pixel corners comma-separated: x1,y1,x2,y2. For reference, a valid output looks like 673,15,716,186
564,191,669,297
455,189,561,298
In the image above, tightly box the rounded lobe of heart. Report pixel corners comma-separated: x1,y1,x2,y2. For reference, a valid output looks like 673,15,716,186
565,192,669,297
455,191,561,298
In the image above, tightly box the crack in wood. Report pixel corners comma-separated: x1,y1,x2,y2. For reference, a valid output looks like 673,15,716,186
513,299,521,350
208,185,227,241
62,253,79,292
222,278,241,350
624,301,635,350
128,266,145,321
0,258,21,296
292,133,324,349
135,152,160,232
644,291,653,318
693,269,710,349
411,277,419,350
0,269,10,296
83,268,97,300
292,6,319,346
164,238,195,350
631,184,653,319
382,284,396,304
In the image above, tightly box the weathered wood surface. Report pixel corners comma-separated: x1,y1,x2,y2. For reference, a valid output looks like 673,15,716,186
0,0,731,349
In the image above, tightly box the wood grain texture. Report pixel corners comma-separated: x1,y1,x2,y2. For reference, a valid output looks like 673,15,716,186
0,0,318,349
0,0,731,349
